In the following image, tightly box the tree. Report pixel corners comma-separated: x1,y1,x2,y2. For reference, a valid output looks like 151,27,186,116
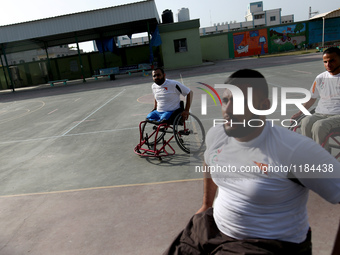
294,23,305,34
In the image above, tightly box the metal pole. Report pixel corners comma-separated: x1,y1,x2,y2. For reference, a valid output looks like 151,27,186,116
100,35,108,68
75,34,86,83
0,55,9,89
147,21,154,65
1,44,14,92
44,42,53,81
322,17,325,48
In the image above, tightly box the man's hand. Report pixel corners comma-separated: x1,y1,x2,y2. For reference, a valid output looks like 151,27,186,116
181,110,190,120
195,204,210,215
291,98,316,120
291,111,302,120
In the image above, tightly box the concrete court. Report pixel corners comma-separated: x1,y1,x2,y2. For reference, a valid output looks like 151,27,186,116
0,53,339,254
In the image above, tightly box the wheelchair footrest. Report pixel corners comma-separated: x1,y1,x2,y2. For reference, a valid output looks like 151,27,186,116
133,143,176,158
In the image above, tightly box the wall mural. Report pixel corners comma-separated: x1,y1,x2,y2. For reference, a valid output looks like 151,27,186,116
233,29,268,57
269,23,306,52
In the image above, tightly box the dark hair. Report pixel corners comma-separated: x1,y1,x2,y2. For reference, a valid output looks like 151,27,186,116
224,69,268,98
152,67,165,74
323,47,340,56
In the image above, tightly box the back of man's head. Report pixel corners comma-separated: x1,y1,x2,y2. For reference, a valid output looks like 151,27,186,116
225,69,269,99
323,47,340,57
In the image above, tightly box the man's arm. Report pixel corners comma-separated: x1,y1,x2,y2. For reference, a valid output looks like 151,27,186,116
196,162,218,214
291,98,317,119
181,90,193,120
152,99,157,111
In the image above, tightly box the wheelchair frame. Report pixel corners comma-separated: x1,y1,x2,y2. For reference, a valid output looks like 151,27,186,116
133,112,205,159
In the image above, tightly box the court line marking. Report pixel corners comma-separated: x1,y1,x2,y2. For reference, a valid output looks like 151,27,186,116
0,126,138,145
0,100,45,124
268,82,283,88
293,70,313,74
48,109,58,115
136,93,154,104
62,89,126,136
0,136,61,145
0,178,203,198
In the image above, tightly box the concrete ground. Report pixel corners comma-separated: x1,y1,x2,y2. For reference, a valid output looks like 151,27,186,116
0,53,339,254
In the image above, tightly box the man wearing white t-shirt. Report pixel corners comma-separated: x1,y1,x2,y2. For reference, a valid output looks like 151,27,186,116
146,68,193,123
292,47,340,150
163,69,340,255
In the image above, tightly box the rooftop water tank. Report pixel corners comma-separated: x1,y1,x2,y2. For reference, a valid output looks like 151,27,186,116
177,8,190,22
162,9,174,24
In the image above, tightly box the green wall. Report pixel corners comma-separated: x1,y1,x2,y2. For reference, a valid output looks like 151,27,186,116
159,20,202,69
0,44,153,89
0,68,9,90
200,33,229,61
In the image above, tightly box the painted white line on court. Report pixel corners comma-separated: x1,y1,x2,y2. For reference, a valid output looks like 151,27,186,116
0,136,61,145
0,178,204,198
62,127,138,137
268,82,283,88
0,126,138,145
48,109,58,115
62,89,126,136
293,70,312,74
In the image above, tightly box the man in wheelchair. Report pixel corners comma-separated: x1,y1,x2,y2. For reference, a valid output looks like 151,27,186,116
146,68,193,124
134,67,205,157
291,47,340,151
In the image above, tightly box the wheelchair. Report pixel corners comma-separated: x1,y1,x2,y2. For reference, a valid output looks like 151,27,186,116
134,103,205,160
289,109,340,159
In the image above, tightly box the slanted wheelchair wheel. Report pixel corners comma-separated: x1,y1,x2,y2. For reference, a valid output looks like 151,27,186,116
173,113,205,154
141,121,166,149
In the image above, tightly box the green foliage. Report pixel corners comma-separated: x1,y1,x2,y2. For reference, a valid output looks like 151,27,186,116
271,41,295,53
271,34,280,40
294,23,305,33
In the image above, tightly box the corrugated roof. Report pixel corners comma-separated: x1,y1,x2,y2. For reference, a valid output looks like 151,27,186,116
1,1,148,27
0,0,159,44
309,8,340,20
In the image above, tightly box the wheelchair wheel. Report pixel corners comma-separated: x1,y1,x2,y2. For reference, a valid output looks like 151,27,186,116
141,121,166,148
173,113,205,154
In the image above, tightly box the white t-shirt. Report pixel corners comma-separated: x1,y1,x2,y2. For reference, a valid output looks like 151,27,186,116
204,122,340,243
310,71,340,114
151,79,191,112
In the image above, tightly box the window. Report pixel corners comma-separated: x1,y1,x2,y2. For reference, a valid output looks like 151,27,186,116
254,14,264,19
174,38,188,53
270,16,276,21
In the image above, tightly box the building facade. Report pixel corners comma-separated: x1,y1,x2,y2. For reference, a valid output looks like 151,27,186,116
200,1,294,35
2,45,80,66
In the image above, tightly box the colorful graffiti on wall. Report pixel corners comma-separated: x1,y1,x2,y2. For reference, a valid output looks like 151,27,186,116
233,29,268,57
269,23,306,52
